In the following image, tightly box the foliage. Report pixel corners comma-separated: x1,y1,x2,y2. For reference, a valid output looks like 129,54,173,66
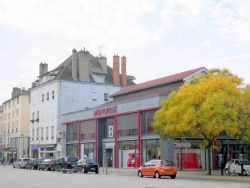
234,85,250,142
152,69,243,149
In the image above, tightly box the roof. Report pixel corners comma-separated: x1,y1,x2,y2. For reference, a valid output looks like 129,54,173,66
110,67,208,97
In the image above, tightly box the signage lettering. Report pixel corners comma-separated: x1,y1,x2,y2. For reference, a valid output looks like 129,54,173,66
94,106,117,117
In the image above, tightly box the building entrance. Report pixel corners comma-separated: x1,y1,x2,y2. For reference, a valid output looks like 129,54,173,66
105,149,113,167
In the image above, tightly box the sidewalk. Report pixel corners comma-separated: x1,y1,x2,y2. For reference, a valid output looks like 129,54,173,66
99,167,250,181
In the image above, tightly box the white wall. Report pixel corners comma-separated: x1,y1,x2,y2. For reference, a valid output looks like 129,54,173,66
59,81,122,114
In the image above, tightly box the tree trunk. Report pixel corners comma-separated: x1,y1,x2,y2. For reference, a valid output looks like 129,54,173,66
207,147,212,175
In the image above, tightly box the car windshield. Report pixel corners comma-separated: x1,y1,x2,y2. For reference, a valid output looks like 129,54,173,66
23,159,30,162
68,158,78,162
161,160,173,166
87,159,97,164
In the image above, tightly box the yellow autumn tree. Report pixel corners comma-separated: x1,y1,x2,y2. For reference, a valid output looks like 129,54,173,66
234,85,250,142
152,69,243,175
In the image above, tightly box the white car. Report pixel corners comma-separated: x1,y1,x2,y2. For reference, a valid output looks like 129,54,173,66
225,159,250,176
13,158,30,169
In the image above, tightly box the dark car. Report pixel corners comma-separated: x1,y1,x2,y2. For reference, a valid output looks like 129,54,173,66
38,159,55,171
26,158,43,170
53,156,78,171
73,158,99,174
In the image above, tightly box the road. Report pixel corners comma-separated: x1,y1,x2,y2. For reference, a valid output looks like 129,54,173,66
1,165,250,188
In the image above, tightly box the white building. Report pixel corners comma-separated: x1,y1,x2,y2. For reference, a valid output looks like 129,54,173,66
30,48,135,159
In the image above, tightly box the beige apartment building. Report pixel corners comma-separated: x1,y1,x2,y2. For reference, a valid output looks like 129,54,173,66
1,87,30,160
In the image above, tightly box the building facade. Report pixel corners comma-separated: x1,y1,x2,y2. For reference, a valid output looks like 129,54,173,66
30,48,135,159
62,67,216,169
1,87,30,160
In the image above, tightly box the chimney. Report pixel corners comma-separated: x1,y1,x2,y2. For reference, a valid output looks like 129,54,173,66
39,62,44,76
79,49,90,81
100,56,107,73
72,48,78,80
12,87,21,98
121,56,127,86
113,55,120,85
44,63,48,74
39,62,48,76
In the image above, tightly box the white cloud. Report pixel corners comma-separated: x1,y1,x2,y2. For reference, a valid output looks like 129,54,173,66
1,0,250,104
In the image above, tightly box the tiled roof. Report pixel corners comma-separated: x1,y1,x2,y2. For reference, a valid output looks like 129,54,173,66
110,67,208,97
98,83,181,108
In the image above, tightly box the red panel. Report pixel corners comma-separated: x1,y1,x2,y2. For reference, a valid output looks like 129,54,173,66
177,153,199,169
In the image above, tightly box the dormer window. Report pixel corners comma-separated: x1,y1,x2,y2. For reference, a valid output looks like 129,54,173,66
104,93,109,101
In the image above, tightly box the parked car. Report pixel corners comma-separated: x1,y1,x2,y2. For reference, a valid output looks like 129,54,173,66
38,159,55,171
25,158,44,170
225,159,250,176
13,158,30,169
53,156,78,171
73,158,99,174
138,159,177,179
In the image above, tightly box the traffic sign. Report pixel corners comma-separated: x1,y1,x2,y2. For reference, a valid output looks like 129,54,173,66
173,142,192,148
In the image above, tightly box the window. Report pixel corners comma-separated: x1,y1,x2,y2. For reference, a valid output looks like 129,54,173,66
42,94,44,102
104,93,109,101
52,91,55,99
51,126,54,139
41,128,43,140
37,111,39,119
32,112,35,120
37,128,39,141
46,127,48,140
12,111,14,117
47,92,49,100
32,129,34,141
92,92,97,101
141,110,156,135
16,109,18,116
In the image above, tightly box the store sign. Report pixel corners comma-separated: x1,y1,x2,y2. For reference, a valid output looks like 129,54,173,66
173,142,192,148
94,106,117,117
108,125,113,137
9,147,17,152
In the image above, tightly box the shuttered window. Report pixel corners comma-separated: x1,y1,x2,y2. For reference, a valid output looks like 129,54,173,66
118,113,137,137
81,120,95,140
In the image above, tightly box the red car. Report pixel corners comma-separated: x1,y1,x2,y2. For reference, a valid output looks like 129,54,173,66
138,159,177,179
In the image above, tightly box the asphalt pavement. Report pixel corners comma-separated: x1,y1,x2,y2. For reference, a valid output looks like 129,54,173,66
100,167,250,181
1,164,250,181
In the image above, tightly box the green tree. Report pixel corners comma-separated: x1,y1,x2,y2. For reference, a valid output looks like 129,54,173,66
152,69,243,175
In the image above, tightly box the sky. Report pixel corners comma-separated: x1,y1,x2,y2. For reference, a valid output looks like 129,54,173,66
1,0,250,104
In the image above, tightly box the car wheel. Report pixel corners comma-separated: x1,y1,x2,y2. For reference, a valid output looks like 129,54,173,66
138,171,143,177
82,168,88,173
95,171,99,174
154,172,161,179
225,168,229,175
170,175,176,179
242,170,247,176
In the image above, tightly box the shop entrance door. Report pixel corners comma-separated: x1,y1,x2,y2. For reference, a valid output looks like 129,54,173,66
105,149,113,167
